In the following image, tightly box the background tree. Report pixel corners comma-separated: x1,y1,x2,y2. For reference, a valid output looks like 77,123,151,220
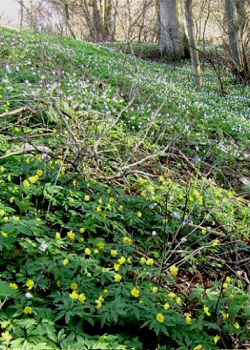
159,0,188,59
225,0,249,81
185,0,202,87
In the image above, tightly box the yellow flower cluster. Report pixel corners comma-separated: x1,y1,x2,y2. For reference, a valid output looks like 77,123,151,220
22,169,43,188
95,295,104,309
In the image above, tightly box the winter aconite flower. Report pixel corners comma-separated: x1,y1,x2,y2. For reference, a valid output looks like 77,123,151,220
123,237,133,245
84,195,90,201
1,331,12,342
140,257,146,265
168,292,176,299
176,296,182,306
63,258,69,265
71,283,78,290
114,274,122,282
67,231,75,240
23,306,32,314
85,248,91,255
193,345,202,350
152,286,158,294
118,256,126,265
79,293,86,304
137,211,142,218
114,263,120,271
131,287,139,298
169,265,179,276
164,303,170,310
146,258,154,266
111,249,118,257
26,279,34,290
69,290,79,300
9,283,18,290
185,313,192,324
203,305,211,316
96,242,105,249
214,335,220,344
156,313,164,323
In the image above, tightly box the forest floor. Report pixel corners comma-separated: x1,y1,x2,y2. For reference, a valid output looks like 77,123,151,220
0,28,250,350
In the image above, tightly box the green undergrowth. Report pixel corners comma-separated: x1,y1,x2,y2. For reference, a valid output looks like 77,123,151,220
0,28,250,350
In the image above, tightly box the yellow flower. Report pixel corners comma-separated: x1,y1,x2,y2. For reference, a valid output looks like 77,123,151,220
127,257,132,264
23,179,30,187
1,231,7,237
9,283,18,290
185,313,192,324
137,211,142,218
214,335,220,344
95,300,103,309
164,303,170,310
114,274,122,282
211,239,219,247
111,249,118,257
103,289,108,294
0,210,5,217
94,249,99,254
85,248,91,255
229,294,235,300
152,286,158,294
63,258,69,265
114,263,120,271
118,205,123,211
140,257,146,265
225,277,231,283
57,280,61,287
69,290,79,300
36,169,43,176
156,313,164,323
1,331,12,342
96,242,105,249
201,228,206,235
98,296,104,302
123,237,133,245
3,216,8,222
55,232,61,239
28,175,39,184
23,306,32,314
234,322,240,329
222,311,229,319
168,292,176,299
26,279,34,290
176,296,182,306
118,256,126,265
109,197,114,203
203,305,211,316
79,227,85,233
71,283,78,290
131,287,140,298
169,265,179,276
84,195,90,201
146,258,154,266
178,194,184,200
72,179,76,186
159,175,164,182
79,293,86,304
106,203,112,210
67,231,75,240
96,206,101,212
193,345,202,350
98,198,103,204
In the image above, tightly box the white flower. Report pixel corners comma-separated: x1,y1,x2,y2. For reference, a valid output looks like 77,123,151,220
39,241,48,252
25,292,33,299
152,231,157,236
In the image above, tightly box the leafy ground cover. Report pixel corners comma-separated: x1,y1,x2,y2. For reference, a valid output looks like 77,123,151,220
0,27,250,350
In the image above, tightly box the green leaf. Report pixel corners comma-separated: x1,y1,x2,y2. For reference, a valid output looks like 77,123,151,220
0,281,17,296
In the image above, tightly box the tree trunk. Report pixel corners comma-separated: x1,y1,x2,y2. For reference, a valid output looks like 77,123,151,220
19,0,24,29
159,0,186,59
63,0,76,39
185,0,202,87
225,0,247,81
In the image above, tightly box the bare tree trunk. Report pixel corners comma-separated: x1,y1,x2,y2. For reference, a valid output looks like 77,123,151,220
19,0,24,29
63,0,76,38
159,0,186,59
225,0,246,81
185,0,202,87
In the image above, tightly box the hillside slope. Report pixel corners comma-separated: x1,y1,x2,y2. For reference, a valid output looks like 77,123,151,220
0,28,250,350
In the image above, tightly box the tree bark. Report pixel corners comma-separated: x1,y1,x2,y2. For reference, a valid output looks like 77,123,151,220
185,0,202,87
225,0,247,81
159,0,186,59
63,0,76,39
